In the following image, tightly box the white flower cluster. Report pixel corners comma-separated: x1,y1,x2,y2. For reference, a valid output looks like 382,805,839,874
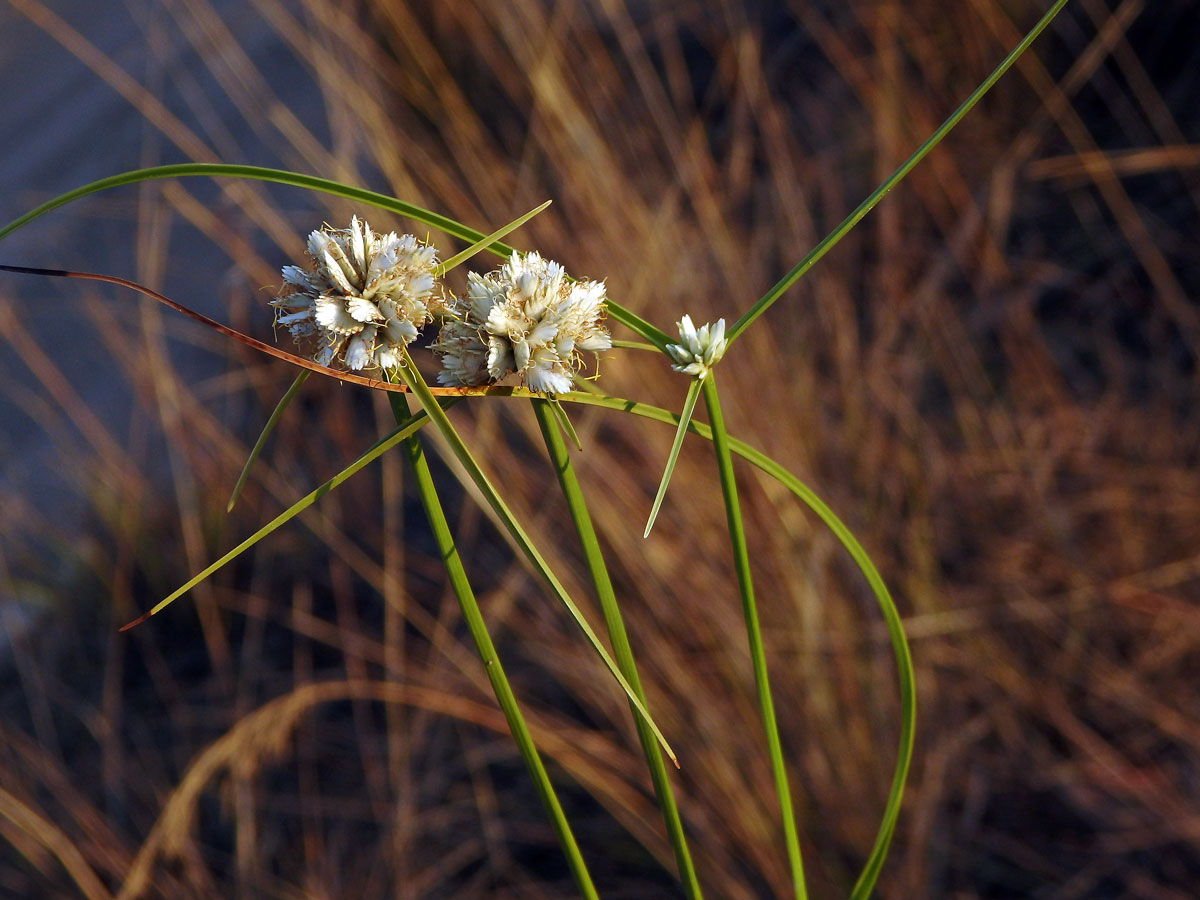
432,251,611,395
664,315,727,379
271,216,440,372
272,219,611,395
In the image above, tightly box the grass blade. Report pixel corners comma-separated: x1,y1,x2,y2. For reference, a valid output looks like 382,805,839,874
120,403,452,630
549,398,583,451
227,370,309,512
702,375,807,900
0,164,505,251
393,346,677,765
727,0,1069,342
644,377,702,538
392,391,599,900
532,398,704,898
434,199,550,276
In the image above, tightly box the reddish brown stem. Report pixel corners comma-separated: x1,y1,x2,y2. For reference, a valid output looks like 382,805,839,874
0,263,507,396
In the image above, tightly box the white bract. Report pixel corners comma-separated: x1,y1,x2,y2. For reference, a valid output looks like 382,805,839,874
432,251,611,395
271,216,440,372
665,315,727,379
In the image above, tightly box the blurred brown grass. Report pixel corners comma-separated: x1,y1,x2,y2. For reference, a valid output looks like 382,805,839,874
1,0,1198,897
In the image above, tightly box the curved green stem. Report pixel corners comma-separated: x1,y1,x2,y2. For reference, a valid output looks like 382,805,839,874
393,392,599,899
393,347,677,764
532,399,704,899
0,162,667,343
702,376,807,900
726,0,1068,343
564,391,915,899
227,370,309,512
118,377,912,896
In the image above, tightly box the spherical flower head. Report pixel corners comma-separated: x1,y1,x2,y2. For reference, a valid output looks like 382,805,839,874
270,216,440,372
664,315,727,379
431,251,611,394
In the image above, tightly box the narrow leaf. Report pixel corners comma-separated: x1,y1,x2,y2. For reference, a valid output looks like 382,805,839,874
227,370,309,512
549,398,582,451
434,200,550,276
644,377,702,538
394,347,678,765
120,404,452,630
727,0,1070,342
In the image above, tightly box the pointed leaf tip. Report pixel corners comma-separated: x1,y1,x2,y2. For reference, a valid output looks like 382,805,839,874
119,609,153,631
644,378,703,538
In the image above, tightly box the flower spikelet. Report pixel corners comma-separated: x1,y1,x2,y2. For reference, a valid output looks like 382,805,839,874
665,315,727,379
270,216,440,372
432,251,611,395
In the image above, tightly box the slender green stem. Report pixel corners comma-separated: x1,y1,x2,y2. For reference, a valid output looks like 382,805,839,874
433,200,550,277
391,392,598,900
701,375,807,900
120,403,453,629
0,164,499,249
227,370,310,512
392,347,677,764
727,0,1069,342
644,378,703,538
611,340,660,352
531,399,704,899
548,398,583,451
0,162,670,342
562,391,915,898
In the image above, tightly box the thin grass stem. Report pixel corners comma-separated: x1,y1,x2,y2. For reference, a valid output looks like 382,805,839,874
644,378,703,538
548,398,583,451
727,0,1069,342
392,346,677,764
531,398,704,899
119,403,452,629
563,390,915,897
0,163,668,344
433,199,550,277
392,391,599,900
227,370,309,512
701,374,807,900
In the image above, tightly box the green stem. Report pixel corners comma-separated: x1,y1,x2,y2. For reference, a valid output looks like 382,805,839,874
390,392,599,900
227,370,310,512
531,399,704,899
561,391,914,899
393,347,677,764
122,404,451,629
0,162,670,344
727,0,1069,342
702,375,808,900
644,378,703,538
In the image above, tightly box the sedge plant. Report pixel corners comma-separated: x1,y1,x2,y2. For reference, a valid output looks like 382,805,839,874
0,2,1067,895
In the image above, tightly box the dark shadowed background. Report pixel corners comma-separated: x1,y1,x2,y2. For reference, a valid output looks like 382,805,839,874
1,0,1198,897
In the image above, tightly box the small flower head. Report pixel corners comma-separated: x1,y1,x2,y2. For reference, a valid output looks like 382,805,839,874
270,216,440,372
432,251,611,395
665,315,727,379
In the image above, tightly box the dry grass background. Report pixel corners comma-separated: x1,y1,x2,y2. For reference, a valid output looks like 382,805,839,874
0,0,1198,897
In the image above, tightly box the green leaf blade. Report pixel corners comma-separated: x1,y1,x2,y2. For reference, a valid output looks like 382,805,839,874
644,377,703,538
227,370,310,512
394,348,678,766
